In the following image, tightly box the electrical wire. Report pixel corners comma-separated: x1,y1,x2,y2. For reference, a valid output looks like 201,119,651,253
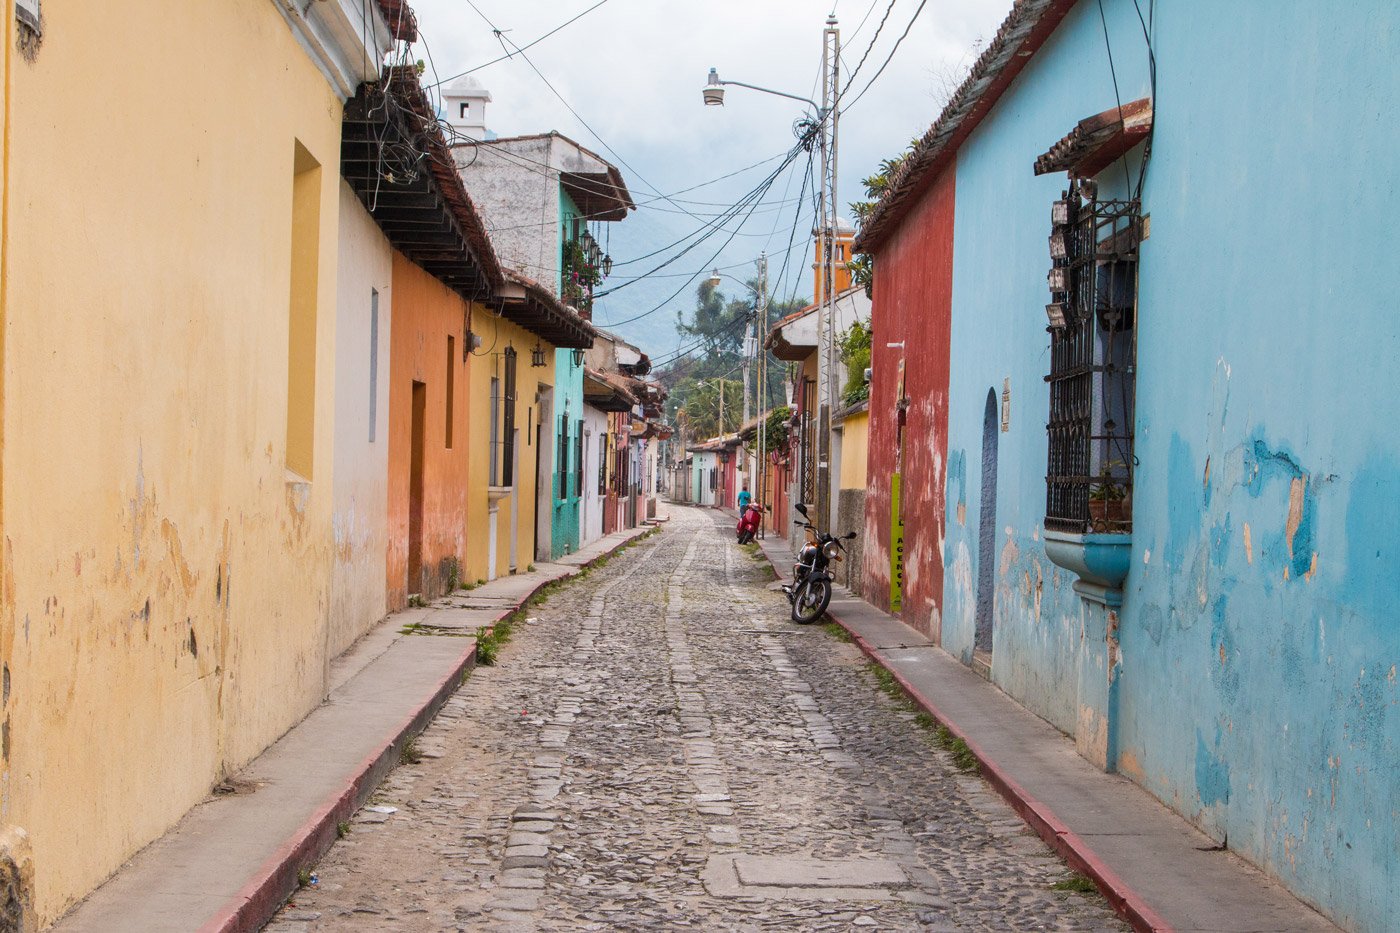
838,0,931,113
841,0,899,96
595,147,811,326
1094,0,1135,194
426,0,613,88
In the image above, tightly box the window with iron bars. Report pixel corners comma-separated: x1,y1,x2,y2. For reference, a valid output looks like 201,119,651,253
1044,183,1139,534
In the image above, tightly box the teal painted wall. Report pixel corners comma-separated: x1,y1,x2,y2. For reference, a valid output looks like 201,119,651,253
936,2,1400,928
551,190,585,557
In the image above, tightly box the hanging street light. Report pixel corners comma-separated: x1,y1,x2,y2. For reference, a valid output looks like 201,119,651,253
531,339,546,367
702,16,840,526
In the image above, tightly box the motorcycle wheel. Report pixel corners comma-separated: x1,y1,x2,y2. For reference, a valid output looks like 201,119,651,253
790,578,832,624
738,530,753,544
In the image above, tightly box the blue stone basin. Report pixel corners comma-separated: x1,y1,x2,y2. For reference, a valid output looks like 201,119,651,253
1043,528,1132,605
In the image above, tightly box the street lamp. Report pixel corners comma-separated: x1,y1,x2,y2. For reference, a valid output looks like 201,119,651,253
703,17,841,527
702,68,824,116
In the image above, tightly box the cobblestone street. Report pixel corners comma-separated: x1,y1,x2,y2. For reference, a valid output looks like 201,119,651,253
269,507,1126,932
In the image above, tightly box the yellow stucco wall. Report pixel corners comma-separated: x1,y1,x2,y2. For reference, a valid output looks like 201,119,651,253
839,410,869,490
2,1,345,921
464,314,554,584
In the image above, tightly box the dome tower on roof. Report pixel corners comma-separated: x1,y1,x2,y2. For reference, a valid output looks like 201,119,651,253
443,75,493,141
811,217,857,303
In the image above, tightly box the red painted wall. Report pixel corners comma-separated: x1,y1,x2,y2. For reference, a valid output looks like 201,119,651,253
721,454,738,510
861,165,956,639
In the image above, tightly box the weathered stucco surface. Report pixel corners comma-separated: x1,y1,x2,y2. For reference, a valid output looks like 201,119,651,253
933,1,1400,928
330,185,393,656
0,0,345,920
386,254,475,607
861,165,954,638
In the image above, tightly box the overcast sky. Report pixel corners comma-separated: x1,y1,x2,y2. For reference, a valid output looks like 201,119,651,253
407,0,1008,357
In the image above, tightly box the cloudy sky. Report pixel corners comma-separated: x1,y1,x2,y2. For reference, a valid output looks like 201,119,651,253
406,0,1008,357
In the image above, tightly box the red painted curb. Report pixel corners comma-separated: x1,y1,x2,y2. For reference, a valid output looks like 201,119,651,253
750,537,1173,933
198,528,656,933
836,621,1173,933
199,638,477,933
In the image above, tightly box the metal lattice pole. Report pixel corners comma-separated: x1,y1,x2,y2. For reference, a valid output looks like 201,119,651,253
816,14,840,528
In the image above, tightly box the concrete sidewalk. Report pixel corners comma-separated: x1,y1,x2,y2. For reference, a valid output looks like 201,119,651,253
55,526,655,933
752,533,1337,933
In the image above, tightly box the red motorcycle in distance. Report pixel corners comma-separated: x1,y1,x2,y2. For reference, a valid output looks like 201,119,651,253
736,501,768,544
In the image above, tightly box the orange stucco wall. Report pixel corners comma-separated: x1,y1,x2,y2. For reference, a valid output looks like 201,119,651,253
386,252,474,608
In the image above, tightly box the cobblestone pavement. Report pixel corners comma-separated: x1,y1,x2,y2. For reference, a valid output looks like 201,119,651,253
268,507,1127,932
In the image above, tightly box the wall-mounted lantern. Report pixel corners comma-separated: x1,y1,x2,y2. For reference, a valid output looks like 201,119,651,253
572,348,585,366
602,255,613,277
531,340,546,367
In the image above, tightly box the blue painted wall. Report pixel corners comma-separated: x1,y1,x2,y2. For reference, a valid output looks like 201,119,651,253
939,1,1400,928
944,0,1150,737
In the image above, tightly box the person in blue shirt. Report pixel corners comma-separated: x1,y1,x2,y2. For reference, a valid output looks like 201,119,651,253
737,484,752,512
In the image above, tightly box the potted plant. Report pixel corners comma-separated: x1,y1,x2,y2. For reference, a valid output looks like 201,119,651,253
1088,463,1131,529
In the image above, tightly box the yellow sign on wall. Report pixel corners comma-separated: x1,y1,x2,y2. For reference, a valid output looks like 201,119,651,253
890,472,905,612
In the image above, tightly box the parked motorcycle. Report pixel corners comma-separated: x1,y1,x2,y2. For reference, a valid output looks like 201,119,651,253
736,501,768,544
782,503,857,623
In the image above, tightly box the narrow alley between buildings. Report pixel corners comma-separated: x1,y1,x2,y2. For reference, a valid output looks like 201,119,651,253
268,508,1125,932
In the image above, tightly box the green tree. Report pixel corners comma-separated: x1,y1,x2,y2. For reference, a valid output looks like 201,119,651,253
849,140,919,297
659,280,809,439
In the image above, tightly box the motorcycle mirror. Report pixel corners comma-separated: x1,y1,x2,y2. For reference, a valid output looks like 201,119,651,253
844,531,857,540
794,503,809,518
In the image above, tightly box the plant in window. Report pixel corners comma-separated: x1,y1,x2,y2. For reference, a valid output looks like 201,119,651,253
837,320,872,406
1088,461,1131,527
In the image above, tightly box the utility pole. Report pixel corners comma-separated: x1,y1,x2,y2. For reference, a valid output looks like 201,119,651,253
816,14,840,529
754,252,768,528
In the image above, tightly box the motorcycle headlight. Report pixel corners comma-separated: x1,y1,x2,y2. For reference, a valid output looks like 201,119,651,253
823,541,840,560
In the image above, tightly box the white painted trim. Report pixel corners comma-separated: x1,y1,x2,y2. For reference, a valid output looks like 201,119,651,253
272,0,395,100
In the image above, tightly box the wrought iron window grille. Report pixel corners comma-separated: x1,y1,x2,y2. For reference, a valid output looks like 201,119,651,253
1044,182,1140,534
501,348,517,487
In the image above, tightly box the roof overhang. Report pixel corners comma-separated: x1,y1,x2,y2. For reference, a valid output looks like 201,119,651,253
342,67,504,302
375,0,418,41
562,171,632,222
855,0,1078,254
766,304,818,361
479,132,636,220
494,271,596,349
583,368,635,412
1034,98,1153,177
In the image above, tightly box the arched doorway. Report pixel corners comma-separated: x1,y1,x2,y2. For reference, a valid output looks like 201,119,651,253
974,388,999,657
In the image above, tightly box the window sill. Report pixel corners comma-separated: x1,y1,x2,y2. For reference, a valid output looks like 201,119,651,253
1043,527,1132,608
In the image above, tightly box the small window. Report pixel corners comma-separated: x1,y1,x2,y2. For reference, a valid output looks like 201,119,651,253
286,140,322,480
16,0,40,41
459,103,470,118
368,289,379,443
